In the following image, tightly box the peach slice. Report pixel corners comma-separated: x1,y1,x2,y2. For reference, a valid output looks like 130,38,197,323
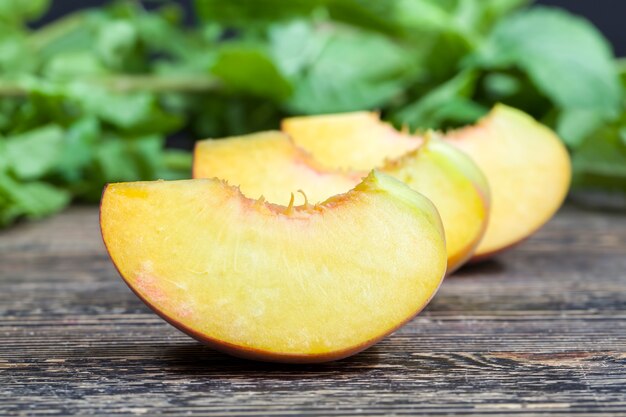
444,105,571,259
282,112,419,170
193,131,362,206
100,172,447,363
194,133,489,272
380,136,490,271
283,106,570,260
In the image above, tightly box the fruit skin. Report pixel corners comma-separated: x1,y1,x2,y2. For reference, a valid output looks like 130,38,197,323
381,136,490,272
193,131,362,206
100,172,447,363
444,104,571,260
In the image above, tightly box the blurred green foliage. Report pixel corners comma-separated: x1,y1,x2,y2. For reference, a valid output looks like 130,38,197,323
0,0,624,227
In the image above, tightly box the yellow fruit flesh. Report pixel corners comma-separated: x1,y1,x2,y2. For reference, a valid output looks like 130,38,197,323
101,172,446,361
194,131,489,272
193,131,361,206
445,105,571,257
283,112,419,170
382,138,490,271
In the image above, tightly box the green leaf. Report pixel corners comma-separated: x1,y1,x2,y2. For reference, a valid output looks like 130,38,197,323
388,0,484,84
391,0,529,40
190,95,284,138
482,72,522,99
9,79,78,129
194,0,400,34
96,20,139,70
158,149,192,180
393,0,466,34
0,0,50,23
557,109,605,149
574,122,626,178
133,5,200,62
485,0,529,13
28,12,96,62
211,45,292,101
55,117,100,182
94,135,164,184
67,84,184,134
269,21,320,77
43,51,108,81
619,128,626,147
619,58,626,86
283,26,412,113
0,173,70,226
5,125,64,180
195,0,318,26
470,7,623,114
394,70,485,129
572,118,626,191
322,0,401,35
0,98,22,132
0,32,37,74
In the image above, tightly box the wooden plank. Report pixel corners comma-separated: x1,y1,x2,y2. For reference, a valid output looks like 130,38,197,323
1,206,625,416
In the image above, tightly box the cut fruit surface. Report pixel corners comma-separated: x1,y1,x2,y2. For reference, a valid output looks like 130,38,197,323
282,112,419,170
193,131,362,206
444,105,571,259
100,172,447,363
381,137,490,271
194,132,488,272
283,105,570,260
194,133,489,272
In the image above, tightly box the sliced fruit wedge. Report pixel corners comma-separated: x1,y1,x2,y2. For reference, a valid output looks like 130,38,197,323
193,131,362,206
381,136,490,271
444,105,571,259
283,106,570,260
282,112,419,170
194,132,489,272
101,172,447,363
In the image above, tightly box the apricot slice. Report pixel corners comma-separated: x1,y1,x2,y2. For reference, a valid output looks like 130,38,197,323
100,172,446,363
193,131,362,206
194,133,488,272
282,112,419,170
444,105,571,259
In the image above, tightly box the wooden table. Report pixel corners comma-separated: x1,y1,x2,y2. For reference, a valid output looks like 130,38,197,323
1,206,625,416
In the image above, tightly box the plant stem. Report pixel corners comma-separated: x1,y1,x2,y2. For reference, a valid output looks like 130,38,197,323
0,82,25,97
96,75,220,93
0,75,220,97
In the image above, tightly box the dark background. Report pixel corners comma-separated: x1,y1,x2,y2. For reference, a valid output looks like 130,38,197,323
36,0,626,57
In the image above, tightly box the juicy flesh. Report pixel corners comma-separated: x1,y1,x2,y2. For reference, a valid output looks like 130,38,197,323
445,105,571,257
101,173,446,357
193,131,361,206
194,131,488,272
383,139,489,271
283,112,420,171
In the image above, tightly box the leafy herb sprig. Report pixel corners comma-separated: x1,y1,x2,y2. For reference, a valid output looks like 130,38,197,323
0,0,624,227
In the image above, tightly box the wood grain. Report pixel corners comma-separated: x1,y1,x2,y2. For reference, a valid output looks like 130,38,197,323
1,206,625,416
